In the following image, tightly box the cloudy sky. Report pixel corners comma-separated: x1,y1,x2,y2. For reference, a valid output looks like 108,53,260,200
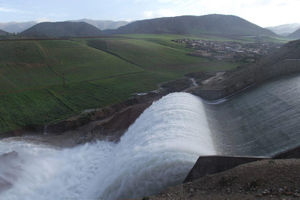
0,0,299,27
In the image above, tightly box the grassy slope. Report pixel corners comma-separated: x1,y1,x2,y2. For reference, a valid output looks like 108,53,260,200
0,40,143,93
86,36,239,77
0,35,240,133
0,39,143,131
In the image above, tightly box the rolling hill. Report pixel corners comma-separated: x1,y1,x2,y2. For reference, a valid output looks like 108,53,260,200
105,14,276,37
289,28,300,39
20,22,102,38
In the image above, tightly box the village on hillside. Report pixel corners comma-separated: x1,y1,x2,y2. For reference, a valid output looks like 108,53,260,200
172,38,282,63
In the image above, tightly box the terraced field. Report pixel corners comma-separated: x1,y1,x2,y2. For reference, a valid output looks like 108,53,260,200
0,35,240,133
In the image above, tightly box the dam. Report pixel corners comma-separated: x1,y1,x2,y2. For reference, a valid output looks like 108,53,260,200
1,75,300,200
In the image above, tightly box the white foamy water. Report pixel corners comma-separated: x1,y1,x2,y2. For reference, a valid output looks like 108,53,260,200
0,93,215,200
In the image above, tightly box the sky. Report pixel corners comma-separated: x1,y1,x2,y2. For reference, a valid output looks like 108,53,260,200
0,0,299,27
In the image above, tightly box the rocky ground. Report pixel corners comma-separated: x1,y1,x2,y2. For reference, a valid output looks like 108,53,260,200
145,159,300,200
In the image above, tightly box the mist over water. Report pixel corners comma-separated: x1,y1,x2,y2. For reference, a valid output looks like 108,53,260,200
0,93,215,200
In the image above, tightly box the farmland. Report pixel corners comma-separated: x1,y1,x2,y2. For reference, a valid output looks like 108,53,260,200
0,34,242,133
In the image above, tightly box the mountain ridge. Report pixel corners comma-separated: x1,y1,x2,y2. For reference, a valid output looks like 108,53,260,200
0,20,128,33
20,21,102,38
266,23,300,36
0,21,37,33
71,19,128,30
104,14,276,37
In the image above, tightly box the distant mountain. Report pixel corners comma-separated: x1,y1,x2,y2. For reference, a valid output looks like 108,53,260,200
0,29,9,36
0,20,127,33
0,21,37,33
289,28,300,39
20,22,102,38
266,24,300,36
72,19,128,30
105,14,275,37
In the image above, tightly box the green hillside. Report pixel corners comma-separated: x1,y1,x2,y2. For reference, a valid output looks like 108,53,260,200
86,36,238,76
0,35,239,133
0,40,142,93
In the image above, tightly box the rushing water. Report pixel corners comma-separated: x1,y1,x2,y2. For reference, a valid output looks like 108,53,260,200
0,93,215,200
1,75,300,200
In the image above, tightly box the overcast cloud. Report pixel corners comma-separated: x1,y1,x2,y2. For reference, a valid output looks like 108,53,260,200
0,0,299,26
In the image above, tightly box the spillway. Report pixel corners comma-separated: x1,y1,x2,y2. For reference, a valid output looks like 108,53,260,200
0,93,215,200
1,75,300,199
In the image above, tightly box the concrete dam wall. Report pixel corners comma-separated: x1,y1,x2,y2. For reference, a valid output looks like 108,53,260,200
204,75,300,157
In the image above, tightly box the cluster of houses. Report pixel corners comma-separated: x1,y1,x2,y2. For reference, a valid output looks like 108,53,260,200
172,39,281,63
